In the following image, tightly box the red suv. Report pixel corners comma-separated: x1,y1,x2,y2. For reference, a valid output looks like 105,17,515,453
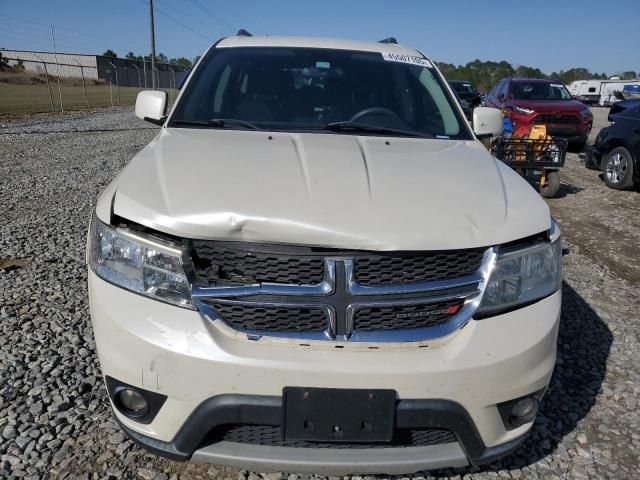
485,78,593,147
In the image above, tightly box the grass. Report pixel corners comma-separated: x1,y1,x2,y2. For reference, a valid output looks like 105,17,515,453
0,82,178,115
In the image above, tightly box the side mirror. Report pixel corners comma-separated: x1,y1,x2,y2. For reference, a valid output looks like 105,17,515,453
473,107,503,138
135,90,167,126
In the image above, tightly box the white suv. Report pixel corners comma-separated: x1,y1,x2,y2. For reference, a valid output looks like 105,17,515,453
87,34,561,475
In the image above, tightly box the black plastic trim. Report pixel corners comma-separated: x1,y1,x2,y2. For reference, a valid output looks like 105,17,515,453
113,393,531,466
143,116,167,126
496,387,546,431
105,376,167,425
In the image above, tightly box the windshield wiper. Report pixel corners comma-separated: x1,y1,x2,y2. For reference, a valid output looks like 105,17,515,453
171,118,261,130
320,121,433,138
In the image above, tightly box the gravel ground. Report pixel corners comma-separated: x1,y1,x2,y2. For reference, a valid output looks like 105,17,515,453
1,108,639,479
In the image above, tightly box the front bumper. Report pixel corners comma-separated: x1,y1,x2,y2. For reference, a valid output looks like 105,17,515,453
544,125,589,143
117,396,527,474
89,270,561,473
511,113,592,143
584,144,602,169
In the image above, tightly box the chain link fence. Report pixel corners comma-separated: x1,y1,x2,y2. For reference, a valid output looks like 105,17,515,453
1,57,187,115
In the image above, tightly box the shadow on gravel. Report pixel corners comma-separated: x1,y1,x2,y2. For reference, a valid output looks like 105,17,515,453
567,144,587,154
553,182,584,198
429,281,612,477
595,173,640,193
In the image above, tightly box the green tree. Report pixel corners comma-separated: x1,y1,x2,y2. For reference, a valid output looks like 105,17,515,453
0,53,25,73
515,65,545,79
622,71,638,80
102,49,117,58
0,51,9,71
12,59,25,72
156,53,168,64
169,57,192,68
125,51,137,60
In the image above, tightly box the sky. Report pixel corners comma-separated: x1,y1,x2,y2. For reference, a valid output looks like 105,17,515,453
1,0,638,75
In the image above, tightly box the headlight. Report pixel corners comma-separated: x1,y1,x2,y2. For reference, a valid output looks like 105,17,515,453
477,234,561,315
89,215,193,308
514,106,535,115
580,107,591,116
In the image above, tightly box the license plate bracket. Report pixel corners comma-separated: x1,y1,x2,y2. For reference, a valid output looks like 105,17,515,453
283,387,396,443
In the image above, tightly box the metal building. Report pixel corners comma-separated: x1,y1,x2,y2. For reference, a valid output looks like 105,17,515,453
1,49,188,89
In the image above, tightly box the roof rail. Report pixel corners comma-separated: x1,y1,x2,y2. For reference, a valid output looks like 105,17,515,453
378,37,398,44
237,29,252,37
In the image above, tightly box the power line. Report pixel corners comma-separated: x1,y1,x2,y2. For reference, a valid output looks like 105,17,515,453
156,0,217,32
188,0,235,33
0,15,100,42
153,4,212,41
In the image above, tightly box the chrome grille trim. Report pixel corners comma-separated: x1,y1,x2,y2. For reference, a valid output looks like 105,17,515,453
192,247,497,343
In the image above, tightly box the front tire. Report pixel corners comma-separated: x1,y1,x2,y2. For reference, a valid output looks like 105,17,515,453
539,170,560,198
603,147,635,190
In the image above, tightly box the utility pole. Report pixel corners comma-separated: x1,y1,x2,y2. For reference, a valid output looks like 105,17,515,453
149,0,156,88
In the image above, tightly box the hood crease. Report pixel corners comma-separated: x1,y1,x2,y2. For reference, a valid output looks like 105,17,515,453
355,136,372,200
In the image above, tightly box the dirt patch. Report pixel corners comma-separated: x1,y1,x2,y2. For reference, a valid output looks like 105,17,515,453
0,257,31,271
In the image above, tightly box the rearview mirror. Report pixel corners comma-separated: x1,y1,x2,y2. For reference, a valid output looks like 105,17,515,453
473,107,503,138
135,90,167,126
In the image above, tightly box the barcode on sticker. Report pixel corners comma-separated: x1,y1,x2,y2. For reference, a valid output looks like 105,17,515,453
381,52,432,67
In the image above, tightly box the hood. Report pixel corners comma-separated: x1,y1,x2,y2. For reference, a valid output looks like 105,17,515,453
512,99,587,113
109,128,550,250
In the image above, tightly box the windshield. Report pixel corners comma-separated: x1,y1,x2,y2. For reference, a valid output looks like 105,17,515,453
170,47,471,139
511,82,572,101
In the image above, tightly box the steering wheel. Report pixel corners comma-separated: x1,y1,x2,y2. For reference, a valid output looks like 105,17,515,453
349,107,406,124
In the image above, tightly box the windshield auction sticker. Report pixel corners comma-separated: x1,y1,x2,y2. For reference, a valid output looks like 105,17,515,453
381,52,433,67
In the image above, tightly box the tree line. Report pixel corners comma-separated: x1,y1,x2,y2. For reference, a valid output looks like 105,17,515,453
100,50,637,89
102,49,194,68
436,59,636,92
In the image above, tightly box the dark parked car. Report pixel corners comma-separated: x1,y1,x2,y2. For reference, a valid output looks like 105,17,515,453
448,80,482,119
585,100,640,189
485,78,593,147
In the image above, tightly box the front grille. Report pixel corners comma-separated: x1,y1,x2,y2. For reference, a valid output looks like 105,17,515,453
192,241,489,341
354,249,485,286
204,301,328,333
532,114,579,125
191,241,486,288
205,424,457,449
191,241,325,286
354,300,464,331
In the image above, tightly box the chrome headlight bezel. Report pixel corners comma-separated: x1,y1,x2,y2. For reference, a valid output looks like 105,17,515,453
477,224,562,316
88,215,194,309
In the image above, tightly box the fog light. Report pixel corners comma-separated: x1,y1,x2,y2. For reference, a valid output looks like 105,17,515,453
117,389,149,417
509,397,538,427
105,377,167,424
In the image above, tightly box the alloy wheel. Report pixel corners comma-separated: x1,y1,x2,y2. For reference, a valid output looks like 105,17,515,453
605,153,628,184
